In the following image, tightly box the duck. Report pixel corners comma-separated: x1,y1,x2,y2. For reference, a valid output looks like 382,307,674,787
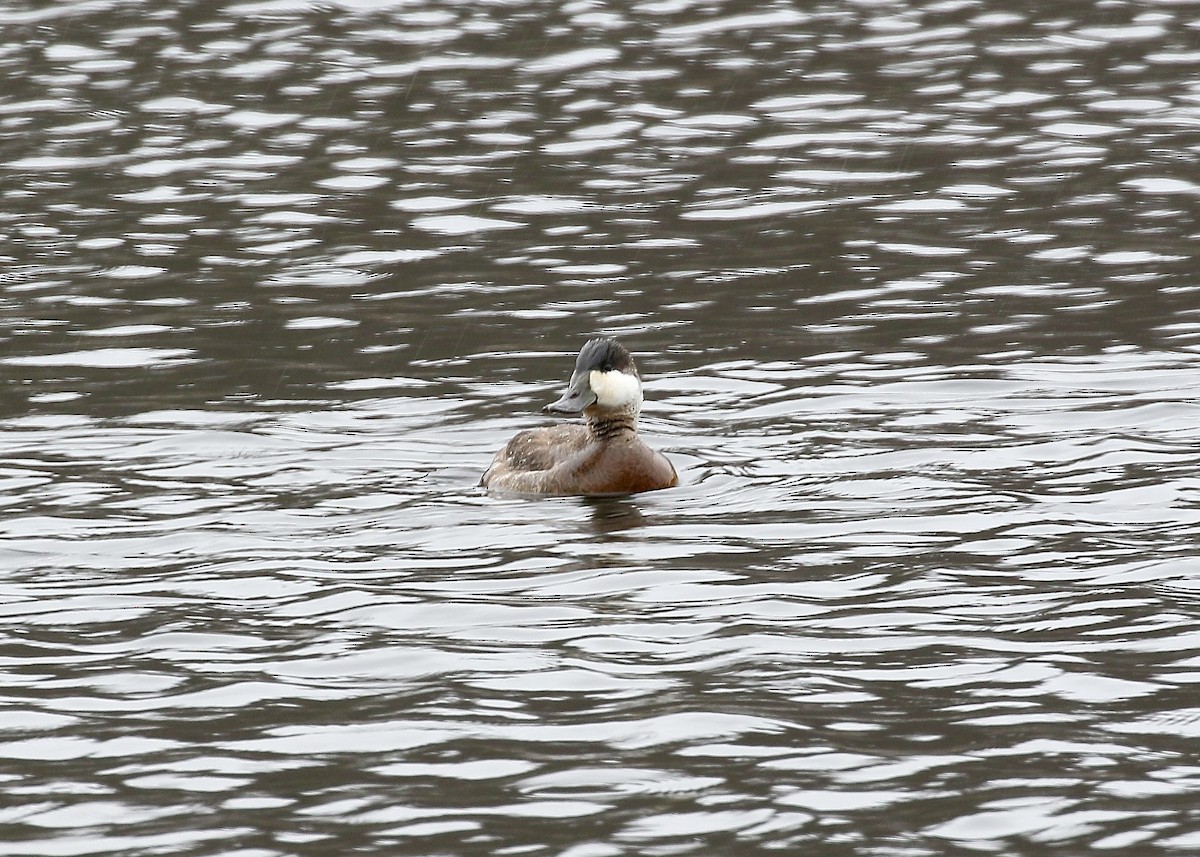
480,337,679,496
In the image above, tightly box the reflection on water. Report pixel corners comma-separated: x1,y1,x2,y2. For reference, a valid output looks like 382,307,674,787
3,0,1200,854
583,496,648,535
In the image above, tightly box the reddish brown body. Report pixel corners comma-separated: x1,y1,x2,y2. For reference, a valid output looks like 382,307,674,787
481,423,677,496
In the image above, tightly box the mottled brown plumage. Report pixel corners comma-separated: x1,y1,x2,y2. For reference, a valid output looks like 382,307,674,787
480,339,678,497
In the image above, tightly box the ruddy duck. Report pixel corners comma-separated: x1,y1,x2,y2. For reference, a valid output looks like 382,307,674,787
480,338,678,496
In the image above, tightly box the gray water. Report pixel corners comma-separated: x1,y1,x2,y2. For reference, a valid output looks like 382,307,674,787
3,1,1200,854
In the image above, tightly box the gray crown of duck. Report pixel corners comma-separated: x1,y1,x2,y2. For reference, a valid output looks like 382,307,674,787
576,337,637,376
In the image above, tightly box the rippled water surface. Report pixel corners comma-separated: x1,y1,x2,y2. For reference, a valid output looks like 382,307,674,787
3,0,1200,854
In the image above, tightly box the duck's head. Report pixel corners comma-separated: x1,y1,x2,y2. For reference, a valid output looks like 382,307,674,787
544,337,643,418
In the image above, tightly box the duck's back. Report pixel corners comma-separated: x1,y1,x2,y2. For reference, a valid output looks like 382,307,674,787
495,424,590,472
480,424,589,493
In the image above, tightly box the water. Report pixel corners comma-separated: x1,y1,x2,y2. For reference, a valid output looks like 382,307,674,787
3,0,1200,854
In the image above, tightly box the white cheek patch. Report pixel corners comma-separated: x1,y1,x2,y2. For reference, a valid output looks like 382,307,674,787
589,369,642,409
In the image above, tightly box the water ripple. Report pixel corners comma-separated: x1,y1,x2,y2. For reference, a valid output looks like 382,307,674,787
3,0,1200,854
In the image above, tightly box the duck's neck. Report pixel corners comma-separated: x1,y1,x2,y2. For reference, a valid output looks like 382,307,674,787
587,410,637,440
